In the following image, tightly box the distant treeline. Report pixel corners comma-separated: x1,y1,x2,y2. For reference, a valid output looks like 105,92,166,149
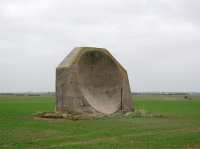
133,92,200,96
0,92,55,96
0,92,199,96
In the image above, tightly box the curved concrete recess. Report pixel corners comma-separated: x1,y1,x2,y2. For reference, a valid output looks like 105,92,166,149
56,47,133,115
78,51,122,114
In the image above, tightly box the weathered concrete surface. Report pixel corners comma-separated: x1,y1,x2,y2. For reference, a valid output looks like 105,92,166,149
56,47,133,114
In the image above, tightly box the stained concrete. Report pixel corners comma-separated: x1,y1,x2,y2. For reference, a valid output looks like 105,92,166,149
56,47,133,114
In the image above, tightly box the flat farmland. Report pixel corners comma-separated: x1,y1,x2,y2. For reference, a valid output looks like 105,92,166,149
0,95,200,149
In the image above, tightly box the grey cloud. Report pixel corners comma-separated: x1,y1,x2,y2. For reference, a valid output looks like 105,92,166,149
0,0,200,92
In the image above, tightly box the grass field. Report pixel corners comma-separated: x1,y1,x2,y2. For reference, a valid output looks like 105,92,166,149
0,95,200,149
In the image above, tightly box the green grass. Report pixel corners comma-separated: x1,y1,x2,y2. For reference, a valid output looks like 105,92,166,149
0,95,200,149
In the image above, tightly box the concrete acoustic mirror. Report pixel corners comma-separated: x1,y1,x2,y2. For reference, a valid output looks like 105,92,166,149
56,47,133,115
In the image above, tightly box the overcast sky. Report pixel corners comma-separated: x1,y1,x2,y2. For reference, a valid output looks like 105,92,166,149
0,0,200,92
